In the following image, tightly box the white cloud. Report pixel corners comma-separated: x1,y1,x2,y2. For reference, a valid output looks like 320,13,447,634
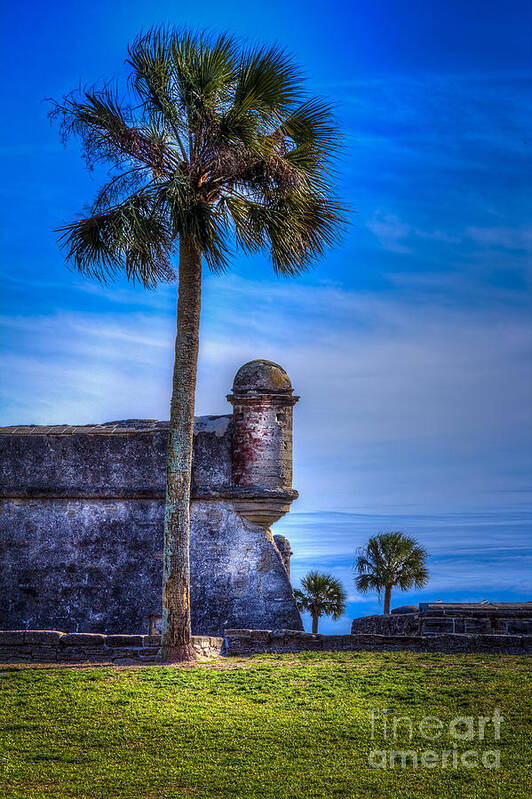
466,226,532,250
367,213,532,258
366,213,412,253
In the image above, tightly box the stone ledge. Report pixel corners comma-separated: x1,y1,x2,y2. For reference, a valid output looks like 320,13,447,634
60,633,106,646
351,614,421,636
0,486,167,500
0,485,299,502
351,609,532,637
3,628,530,663
105,634,144,647
0,630,224,663
224,629,532,656
25,631,64,645
0,417,231,437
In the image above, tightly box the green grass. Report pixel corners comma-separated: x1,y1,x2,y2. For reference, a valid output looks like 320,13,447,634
0,652,530,798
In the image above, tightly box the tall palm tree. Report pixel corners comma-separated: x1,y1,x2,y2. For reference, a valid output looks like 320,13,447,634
294,571,347,633
50,28,344,661
354,532,429,615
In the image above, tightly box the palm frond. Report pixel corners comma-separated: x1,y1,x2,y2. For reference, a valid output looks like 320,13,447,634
51,27,346,283
90,168,150,213
233,44,301,116
172,29,237,109
49,85,177,174
296,571,347,620
225,190,344,276
160,175,230,271
355,572,382,595
127,27,175,114
279,98,340,158
293,589,312,613
265,191,345,275
58,191,175,287
354,533,430,598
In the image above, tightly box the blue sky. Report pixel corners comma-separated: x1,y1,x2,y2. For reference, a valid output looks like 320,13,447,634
1,0,531,630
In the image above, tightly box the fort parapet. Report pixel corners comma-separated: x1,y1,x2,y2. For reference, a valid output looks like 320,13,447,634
0,360,303,636
351,602,532,636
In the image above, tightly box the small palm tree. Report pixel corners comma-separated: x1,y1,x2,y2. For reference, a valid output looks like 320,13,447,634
354,532,429,615
50,28,344,660
294,571,347,633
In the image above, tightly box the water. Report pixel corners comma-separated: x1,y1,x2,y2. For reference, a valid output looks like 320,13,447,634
275,507,532,633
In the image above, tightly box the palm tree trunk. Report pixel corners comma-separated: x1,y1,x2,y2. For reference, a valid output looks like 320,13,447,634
383,584,392,616
160,236,202,661
312,613,319,634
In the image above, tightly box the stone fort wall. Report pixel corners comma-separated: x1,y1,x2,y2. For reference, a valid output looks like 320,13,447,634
0,361,303,637
223,628,532,656
1,628,531,665
350,603,532,636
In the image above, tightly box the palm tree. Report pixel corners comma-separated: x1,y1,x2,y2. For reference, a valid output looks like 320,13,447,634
50,28,344,661
294,571,347,633
354,532,429,615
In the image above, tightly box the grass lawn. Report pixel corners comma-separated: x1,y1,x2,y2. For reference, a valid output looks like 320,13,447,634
0,651,530,798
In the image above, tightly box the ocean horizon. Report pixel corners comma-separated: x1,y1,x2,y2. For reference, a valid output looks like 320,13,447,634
275,505,532,633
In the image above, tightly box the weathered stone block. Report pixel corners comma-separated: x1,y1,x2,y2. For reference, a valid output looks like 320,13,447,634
4,643,33,655
421,618,454,634
80,646,111,656
250,630,271,642
138,652,158,661
192,635,210,647
464,619,491,634
25,630,63,645
351,613,421,636
61,651,87,661
142,635,161,647
508,620,532,635
105,635,143,648
138,646,159,656
30,647,57,660
115,647,141,658
0,631,26,645
60,633,106,646
320,635,345,651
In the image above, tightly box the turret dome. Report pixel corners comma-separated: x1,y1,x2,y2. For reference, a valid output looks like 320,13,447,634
231,360,292,395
